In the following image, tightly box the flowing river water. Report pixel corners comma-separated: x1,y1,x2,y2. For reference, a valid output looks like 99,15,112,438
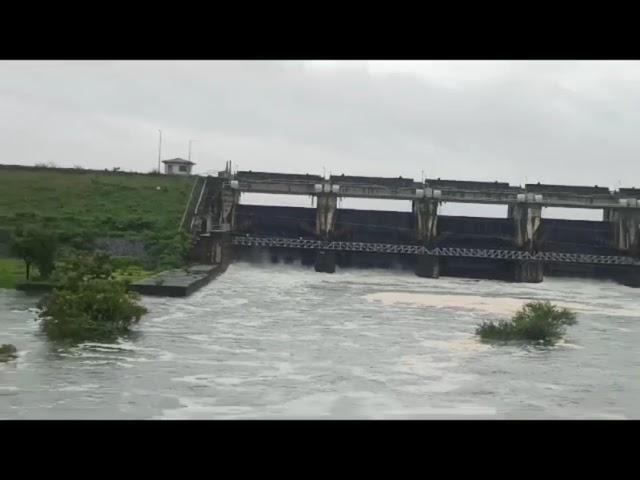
1,262,638,419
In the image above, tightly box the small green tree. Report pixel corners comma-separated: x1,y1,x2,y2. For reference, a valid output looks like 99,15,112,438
38,252,148,342
476,301,577,344
11,228,57,280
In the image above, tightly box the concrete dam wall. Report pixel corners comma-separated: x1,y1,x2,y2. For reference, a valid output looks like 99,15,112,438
187,169,640,286
233,204,625,281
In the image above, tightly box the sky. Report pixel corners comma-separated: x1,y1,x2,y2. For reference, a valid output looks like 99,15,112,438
2,60,639,218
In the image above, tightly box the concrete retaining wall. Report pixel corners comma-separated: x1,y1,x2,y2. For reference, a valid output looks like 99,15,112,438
94,237,147,258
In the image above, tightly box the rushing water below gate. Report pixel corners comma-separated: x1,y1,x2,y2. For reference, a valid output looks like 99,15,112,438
1,262,638,419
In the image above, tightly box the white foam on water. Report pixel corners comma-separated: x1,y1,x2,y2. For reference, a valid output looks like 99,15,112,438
0,386,19,392
159,396,256,419
57,383,102,392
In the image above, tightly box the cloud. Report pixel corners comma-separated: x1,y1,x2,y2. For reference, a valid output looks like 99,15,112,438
1,60,638,217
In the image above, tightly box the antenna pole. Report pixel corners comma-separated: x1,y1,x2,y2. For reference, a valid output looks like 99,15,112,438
157,130,162,174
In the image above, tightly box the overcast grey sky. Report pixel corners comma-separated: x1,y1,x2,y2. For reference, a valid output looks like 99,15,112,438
2,60,639,217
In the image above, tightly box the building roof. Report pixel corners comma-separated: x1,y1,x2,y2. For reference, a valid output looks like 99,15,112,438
162,158,195,165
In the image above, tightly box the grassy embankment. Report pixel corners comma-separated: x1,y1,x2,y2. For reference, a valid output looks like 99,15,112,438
0,165,197,289
0,258,26,289
0,257,152,289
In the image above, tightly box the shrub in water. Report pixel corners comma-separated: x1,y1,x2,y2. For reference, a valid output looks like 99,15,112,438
0,344,18,361
37,253,148,342
476,301,577,344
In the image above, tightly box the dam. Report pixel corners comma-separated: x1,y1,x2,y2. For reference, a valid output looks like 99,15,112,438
185,163,640,286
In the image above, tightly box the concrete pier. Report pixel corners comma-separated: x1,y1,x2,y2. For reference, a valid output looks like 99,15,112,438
314,250,336,273
412,198,438,243
129,265,222,297
509,203,543,282
316,193,338,238
509,203,542,249
415,255,440,278
604,208,640,253
412,198,439,278
514,260,544,283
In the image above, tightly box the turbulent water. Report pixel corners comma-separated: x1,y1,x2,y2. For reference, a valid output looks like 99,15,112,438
1,262,638,419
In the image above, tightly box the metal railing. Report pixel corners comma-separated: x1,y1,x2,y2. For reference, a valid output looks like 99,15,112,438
230,235,640,266
179,176,206,232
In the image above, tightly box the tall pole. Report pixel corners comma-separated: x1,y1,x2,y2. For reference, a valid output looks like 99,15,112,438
188,139,195,162
158,130,162,174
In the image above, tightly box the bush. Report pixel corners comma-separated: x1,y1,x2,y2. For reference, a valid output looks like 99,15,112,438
0,344,18,361
476,301,577,344
37,253,148,342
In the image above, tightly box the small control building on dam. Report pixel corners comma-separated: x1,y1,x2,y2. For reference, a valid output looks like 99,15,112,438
184,164,640,286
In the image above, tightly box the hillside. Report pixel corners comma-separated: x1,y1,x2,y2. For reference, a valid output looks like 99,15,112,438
0,165,196,240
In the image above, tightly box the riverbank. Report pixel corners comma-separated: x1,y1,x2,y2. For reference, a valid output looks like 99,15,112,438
0,256,156,292
0,164,198,273
1,256,220,298
129,264,223,297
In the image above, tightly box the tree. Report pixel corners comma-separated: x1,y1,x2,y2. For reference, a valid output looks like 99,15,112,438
37,252,148,342
11,229,57,280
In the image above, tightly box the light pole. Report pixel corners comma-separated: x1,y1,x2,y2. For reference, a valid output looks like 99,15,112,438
188,139,197,162
158,130,163,174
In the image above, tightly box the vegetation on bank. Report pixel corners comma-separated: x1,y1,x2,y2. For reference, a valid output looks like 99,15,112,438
11,228,57,280
0,257,31,289
0,166,193,238
0,256,154,291
476,301,577,344
0,166,198,289
37,253,148,342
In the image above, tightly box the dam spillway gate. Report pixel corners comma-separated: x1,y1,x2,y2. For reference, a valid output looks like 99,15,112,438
186,165,640,286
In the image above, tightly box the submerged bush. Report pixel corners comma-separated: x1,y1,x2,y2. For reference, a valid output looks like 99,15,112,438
476,301,577,344
0,344,18,361
37,253,148,342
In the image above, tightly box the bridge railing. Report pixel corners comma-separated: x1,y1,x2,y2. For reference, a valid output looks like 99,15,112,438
230,234,640,266
179,176,206,233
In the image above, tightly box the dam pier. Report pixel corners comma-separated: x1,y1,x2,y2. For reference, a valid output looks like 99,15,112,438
185,164,640,287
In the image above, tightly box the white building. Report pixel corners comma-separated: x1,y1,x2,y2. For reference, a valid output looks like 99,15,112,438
162,158,195,175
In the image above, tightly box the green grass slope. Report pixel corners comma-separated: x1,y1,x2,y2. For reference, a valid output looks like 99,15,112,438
0,165,195,240
0,258,29,289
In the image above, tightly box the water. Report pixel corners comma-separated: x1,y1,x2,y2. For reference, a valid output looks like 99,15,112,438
1,262,638,419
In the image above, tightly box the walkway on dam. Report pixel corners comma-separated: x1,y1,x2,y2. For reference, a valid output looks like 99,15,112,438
231,234,640,266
